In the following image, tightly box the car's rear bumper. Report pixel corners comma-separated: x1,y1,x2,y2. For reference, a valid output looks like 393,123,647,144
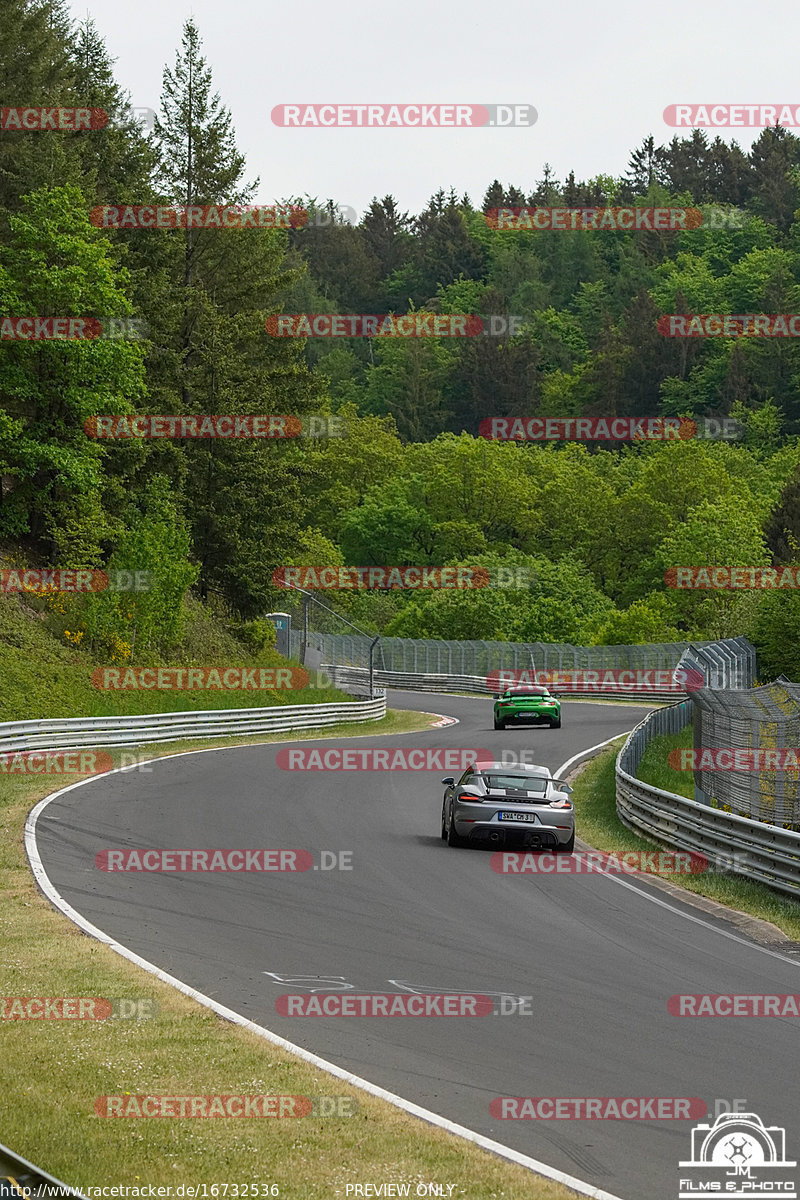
454,812,574,848
496,709,560,723
466,824,563,848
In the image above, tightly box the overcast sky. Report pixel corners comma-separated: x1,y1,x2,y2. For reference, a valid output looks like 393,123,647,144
67,0,800,217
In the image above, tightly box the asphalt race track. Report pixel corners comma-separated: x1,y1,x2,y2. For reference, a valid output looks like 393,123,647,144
33,692,800,1199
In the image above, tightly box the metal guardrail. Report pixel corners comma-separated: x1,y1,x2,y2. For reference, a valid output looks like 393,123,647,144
0,1139,88,1198
0,697,386,755
616,704,800,899
324,665,685,703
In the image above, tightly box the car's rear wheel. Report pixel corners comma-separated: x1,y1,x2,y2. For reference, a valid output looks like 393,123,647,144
556,831,575,852
550,716,561,728
447,809,466,847
441,808,448,840
494,717,505,730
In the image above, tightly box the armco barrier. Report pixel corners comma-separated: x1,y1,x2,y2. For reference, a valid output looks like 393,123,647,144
0,1139,88,1198
0,696,386,756
615,703,800,899
324,665,684,702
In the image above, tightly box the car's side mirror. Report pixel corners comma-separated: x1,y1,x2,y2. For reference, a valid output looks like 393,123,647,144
441,777,455,786
555,783,573,795
492,694,499,700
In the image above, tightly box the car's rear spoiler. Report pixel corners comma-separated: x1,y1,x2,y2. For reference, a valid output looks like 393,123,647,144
491,689,559,699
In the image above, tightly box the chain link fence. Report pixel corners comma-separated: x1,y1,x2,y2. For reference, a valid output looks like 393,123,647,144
292,631,755,687
617,704,800,897
690,678,800,828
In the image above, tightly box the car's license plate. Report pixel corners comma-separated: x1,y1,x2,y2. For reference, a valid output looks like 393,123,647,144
498,812,537,823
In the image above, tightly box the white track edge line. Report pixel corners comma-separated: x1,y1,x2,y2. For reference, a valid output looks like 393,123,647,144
556,738,800,970
25,736,625,1200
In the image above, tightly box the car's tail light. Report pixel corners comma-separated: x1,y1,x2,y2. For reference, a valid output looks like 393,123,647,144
458,793,481,803
550,798,572,808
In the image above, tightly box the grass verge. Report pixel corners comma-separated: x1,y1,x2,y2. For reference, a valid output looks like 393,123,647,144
634,725,693,799
570,737,800,940
1,709,582,1200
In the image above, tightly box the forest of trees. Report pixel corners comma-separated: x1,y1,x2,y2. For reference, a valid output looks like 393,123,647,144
5,0,800,679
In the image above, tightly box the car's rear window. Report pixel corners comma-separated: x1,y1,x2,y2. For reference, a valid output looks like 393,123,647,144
480,774,549,792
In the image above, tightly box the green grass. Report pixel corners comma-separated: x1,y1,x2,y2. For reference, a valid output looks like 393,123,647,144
0,588,347,721
571,738,800,940
635,725,694,798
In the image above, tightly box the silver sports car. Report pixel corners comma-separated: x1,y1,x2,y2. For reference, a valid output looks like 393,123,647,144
440,760,575,851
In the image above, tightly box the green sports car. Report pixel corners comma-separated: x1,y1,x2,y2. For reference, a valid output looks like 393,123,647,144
493,685,561,730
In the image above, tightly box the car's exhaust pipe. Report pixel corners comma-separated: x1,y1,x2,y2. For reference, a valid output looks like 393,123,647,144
489,831,502,843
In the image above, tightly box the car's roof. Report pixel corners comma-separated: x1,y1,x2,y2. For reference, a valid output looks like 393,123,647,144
502,685,549,694
473,761,552,776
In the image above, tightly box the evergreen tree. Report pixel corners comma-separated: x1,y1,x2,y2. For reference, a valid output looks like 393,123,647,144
530,163,559,206
0,0,80,219
149,20,318,610
707,136,749,206
748,126,800,230
482,181,505,212
362,195,412,281
562,171,580,206
765,465,800,564
411,192,487,302
71,17,157,205
623,135,668,198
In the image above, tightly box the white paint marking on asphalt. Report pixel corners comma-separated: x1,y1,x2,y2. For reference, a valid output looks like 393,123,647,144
555,739,800,971
25,744,625,1200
